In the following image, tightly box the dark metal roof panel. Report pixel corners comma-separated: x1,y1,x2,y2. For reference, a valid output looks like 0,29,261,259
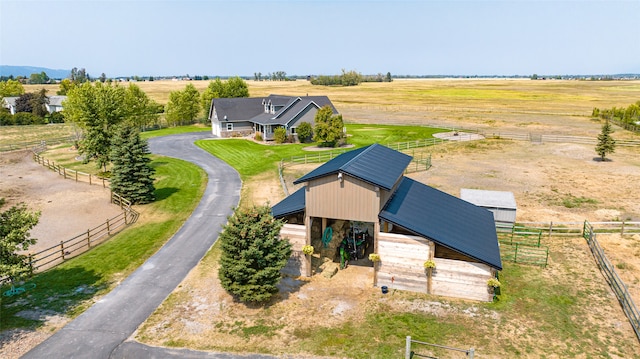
341,144,411,190
293,144,411,191
379,177,502,270
271,187,306,218
293,146,370,185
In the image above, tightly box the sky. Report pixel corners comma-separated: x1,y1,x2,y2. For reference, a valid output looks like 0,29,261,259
1,0,639,77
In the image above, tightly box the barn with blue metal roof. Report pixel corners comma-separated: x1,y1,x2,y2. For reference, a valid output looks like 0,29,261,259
272,144,502,301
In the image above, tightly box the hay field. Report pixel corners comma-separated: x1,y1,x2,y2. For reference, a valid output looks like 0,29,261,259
24,78,640,138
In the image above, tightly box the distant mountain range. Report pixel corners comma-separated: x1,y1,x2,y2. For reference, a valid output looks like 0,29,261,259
0,65,70,79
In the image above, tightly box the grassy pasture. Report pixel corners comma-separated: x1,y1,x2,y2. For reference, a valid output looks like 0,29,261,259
0,156,206,330
7,79,640,357
22,78,640,139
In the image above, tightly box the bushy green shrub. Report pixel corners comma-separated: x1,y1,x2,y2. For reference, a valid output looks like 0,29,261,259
296,122,312,143
274,127,287,144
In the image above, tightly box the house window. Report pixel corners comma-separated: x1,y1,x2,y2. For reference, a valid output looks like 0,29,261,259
226,123,233,131
290,127,296,134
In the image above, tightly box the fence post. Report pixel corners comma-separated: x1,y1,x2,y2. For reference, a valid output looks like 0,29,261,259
28,253,34,276
75,170,78,182
549,221,553,239
621,221,625,236
514,244,518,263
405,336,412,359
107,218,111,235
60,241,65,260
469,348,474,359
63,167,66,179
89,174,92,185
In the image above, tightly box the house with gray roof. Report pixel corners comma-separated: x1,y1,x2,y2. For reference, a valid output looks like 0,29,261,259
2,96,18,115
272,144,502,301
2,95,67,115
208,95,338,140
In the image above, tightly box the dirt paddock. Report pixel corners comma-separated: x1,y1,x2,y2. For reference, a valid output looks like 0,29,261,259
2,133,640,358
0,151,123,255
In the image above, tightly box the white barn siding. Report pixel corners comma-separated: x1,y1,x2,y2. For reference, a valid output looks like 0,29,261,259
376,232,430,293
279,224,308,276
431,258,493,301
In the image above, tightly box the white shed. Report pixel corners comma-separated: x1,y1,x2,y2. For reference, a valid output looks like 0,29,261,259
460,189,517,225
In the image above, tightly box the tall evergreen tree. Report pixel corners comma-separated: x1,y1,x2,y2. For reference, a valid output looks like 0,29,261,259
595,120,616,161
109,125,156,204
218,205,292,303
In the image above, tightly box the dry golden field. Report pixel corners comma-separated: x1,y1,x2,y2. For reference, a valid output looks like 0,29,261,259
11,78,640,358
26,78,640,138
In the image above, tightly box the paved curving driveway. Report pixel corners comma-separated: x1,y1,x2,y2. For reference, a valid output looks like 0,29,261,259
21,133,245,359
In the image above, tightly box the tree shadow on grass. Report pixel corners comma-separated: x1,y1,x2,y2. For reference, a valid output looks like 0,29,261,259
154,187,179,202
0,266,103,334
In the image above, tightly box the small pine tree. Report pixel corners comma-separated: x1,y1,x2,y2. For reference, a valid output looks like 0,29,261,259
218,205,292,303
595,120,616,161
110,125,156,204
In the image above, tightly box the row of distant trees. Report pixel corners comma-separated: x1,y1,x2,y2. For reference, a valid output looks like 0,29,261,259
0,75,251,128
310,69,392,86
592,101,640,130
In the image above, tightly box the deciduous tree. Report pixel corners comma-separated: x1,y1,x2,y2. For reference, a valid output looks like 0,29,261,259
296,122,313,143
109,125,156,204
166,83,201,126
30,88,49,117
56,78,76,95
124,83,160,130
14,93,34,113
313,105,344,147
0,198,40,281
29,71,49,84
200,77,249,114
0,79,25,98
218,205,291,303
64,82,127,171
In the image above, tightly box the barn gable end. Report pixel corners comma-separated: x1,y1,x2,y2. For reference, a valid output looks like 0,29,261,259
273,144,502,301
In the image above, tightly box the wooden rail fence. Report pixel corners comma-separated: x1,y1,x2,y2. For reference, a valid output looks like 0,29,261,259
278,139,436,196
33,152,109,187
583,221,640,341
0,136,76,153
0,192,138,286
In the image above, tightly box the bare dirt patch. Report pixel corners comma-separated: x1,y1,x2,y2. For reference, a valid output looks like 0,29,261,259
135,137,640,358
0,151,123,254
0,150,122,359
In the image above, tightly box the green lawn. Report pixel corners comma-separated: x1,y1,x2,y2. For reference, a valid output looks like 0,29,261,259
195,123,446,178
0,155,206,330
139,124,210,140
